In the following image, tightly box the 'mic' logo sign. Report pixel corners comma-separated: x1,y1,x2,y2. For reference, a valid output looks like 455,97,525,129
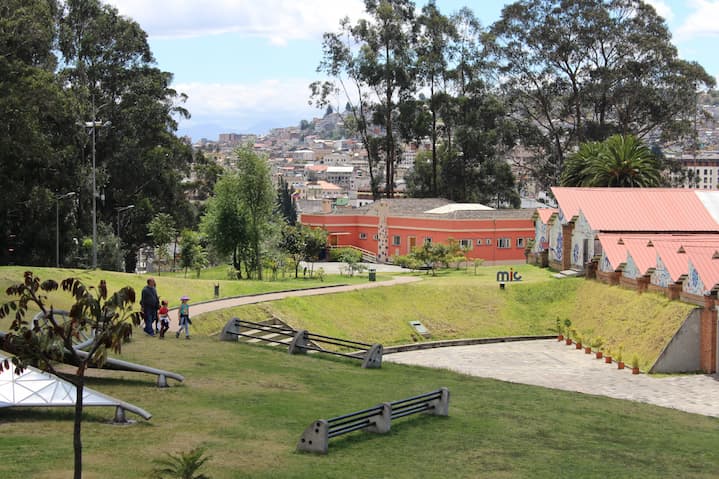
496,269,522,282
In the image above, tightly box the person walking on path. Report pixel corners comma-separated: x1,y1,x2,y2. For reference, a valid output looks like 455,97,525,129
176,295,191,339
158,300,170,339
140,278,160,336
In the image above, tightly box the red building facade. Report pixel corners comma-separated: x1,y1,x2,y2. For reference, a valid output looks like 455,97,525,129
300,199,535,265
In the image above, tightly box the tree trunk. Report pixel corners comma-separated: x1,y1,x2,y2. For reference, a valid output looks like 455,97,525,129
73,372,85,479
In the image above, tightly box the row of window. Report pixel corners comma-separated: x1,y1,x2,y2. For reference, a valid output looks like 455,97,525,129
357,232,529,249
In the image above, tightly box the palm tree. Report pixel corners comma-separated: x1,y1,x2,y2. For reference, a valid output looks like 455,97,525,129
152,448,211,479
561,135,662,187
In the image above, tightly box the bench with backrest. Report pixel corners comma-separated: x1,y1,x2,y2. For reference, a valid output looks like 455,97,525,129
297,387,450,454
220,318,383,368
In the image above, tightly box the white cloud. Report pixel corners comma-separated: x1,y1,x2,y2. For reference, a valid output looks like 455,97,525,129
644,0,674,22
107,0,365,43
676,0,719,39
176,78,319,127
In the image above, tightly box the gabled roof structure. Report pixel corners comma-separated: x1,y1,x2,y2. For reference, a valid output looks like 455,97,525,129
553,187,719,232
0,353,151,421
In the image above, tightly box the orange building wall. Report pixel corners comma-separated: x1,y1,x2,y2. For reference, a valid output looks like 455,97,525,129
301,213,534,263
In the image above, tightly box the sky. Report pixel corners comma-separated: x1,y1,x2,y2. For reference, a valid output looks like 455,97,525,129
105,0,719,141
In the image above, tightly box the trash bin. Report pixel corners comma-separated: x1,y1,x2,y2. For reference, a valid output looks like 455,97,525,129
214,283,220,298
368,269,376,282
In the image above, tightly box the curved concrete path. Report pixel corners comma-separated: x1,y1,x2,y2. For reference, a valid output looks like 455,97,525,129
385,339,719,418
168,275,420,323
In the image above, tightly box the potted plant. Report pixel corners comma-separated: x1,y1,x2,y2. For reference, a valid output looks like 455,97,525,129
575,333,583,350
593,337,604,359
553,318,564,341
584,336,592,354
604,348,612,364
631,354,640,375
616,345,625,369
564,320,573,345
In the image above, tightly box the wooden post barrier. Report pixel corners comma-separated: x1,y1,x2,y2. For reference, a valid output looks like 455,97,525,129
297,387,449,454
220,318,383,368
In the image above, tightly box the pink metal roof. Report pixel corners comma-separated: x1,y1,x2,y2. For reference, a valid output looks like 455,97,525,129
683,245,719,291
552,187,719,232
597,233,628,270
536,208,557,224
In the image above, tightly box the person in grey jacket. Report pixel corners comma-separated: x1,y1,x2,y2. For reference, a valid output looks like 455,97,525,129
140,277,160,336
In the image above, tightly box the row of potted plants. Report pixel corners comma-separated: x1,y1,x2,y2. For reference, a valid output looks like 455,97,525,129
554,319,640,374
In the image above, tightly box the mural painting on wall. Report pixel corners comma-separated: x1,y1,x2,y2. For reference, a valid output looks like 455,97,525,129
534,221,547,253
572,243,581,266
600,254,613,272
685,264,705,296
623,255,639,279
651,256,672,288
554,231,563,262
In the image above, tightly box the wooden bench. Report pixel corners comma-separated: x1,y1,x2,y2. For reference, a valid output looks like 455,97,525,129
220,318,383,368
297,387,450,454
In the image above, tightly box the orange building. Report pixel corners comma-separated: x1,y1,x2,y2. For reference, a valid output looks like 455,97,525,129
300,198,535,265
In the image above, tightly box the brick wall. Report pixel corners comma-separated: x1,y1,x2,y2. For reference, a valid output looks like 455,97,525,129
700,296,717,373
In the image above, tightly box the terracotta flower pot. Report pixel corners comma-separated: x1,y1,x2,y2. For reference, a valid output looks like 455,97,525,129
632,367,640,375
604,356,612,364
558,334,564,341
595,351,603,359
565,338,572,345
617,361,625,370
584,347,592,354
575,342,582,350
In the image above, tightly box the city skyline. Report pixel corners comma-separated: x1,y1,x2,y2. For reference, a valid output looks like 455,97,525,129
106,0,719,141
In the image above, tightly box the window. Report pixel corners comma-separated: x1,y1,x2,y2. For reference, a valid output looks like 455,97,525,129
476,239,483,246
359,232,367,240
516,238,524,248
459,239,473,250
485,239,492,246
373,234,379,241
424,237,432,245
498,238,511,248
392,235,401,246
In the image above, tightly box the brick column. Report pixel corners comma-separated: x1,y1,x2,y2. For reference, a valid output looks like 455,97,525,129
667,283,682,300
700,295,717,373
561,223,573,271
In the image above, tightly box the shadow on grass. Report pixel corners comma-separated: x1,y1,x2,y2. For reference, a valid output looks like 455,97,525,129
0,407,121,424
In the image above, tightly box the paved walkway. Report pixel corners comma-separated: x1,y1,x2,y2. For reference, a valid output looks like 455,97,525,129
385,339,719,418
168,274,420,322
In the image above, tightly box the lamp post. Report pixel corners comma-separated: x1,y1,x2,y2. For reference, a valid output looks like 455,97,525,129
84,119,111,269
56,192,76,268
115,205,134,271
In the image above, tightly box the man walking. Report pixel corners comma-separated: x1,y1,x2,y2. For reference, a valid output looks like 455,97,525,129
140,277,160,336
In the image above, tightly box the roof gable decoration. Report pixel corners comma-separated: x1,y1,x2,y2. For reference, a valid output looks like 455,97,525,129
651,255,674,288
600,253,613,273
684,261,705,296
623,253,640,279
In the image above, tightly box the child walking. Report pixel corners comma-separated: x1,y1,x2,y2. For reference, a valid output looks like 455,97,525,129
158,300,170,339
176,295,191,339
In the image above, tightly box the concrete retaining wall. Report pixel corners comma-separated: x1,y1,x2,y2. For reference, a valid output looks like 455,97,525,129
649,308,702,374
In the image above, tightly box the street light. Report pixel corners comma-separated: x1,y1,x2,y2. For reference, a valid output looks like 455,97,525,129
84,119,111,269
56,192,76,268
115,205,134,271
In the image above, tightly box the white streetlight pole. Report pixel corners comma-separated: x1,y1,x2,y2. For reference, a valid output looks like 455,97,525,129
84,118,110,269
55,192,76,268
115,205,134,271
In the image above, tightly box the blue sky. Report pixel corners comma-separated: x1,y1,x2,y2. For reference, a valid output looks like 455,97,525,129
106,0,719,141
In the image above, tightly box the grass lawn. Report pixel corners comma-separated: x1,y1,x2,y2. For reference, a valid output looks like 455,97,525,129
0,333,716,478
195,265,695,370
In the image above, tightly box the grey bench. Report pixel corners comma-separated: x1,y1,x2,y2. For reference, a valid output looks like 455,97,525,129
297,387,450,454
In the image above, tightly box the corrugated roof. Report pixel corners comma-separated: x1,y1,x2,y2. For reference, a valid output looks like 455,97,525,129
684,245,719,292
597,233,628,270
536,208,557,224
552,187,719,232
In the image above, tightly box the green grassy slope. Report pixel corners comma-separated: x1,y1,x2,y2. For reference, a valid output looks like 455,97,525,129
0,334,716,479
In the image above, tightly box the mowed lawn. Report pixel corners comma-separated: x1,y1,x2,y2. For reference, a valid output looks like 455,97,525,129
0,333,717,479
0,264,714,478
